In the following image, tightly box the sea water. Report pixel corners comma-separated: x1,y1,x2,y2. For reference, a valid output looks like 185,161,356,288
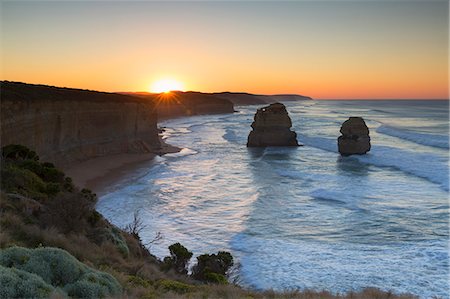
97,100,449,298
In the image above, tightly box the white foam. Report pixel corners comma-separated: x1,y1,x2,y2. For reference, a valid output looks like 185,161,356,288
231,233,449,298
164,148,198,157
298,134,449,191
355,146,449,191
377,125,449,149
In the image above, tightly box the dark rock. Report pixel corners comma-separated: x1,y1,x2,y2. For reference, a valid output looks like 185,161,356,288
247,103,299,147
338,117,371,156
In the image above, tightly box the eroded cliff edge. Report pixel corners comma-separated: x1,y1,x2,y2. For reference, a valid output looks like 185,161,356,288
1,81,161,168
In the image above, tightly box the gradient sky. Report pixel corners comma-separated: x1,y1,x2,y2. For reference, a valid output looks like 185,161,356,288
1,1,448,99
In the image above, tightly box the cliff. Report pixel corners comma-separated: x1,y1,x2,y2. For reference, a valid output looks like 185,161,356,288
1,81,161,168
122,91,235,120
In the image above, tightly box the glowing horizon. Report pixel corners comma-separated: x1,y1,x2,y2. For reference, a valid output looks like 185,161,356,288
150,78,184,93
1,1,448,100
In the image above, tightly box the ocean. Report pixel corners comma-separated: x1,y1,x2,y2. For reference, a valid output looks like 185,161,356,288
97,100,449,298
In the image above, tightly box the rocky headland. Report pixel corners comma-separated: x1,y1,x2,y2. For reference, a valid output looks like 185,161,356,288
247,102,299,147
121,91,235,120
1,81,165,168
212,92,312,106
338,117,371,155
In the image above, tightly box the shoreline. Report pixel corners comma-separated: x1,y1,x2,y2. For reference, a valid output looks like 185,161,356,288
65,137,180,196
66,111,237,196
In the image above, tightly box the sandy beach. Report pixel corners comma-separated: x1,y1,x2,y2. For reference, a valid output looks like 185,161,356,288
65,138,180,195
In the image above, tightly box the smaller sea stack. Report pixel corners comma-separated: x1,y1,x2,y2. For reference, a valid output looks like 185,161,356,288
247,102,299,147
338,117,371,156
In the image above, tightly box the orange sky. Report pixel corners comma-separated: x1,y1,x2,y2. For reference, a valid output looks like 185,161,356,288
1,1,448,99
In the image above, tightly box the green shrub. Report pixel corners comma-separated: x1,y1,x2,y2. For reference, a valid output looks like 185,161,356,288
0,265,55,299
204,272,228,284
191,251,233,283
87,210,102,226
64,271,122,299
18,159,65,185
81,188,97,202
157,279,194,294
0,164,49,200
1,144,39,161
127,275,152,288
0,246,122,298
104,227,129,258
163,243,193,274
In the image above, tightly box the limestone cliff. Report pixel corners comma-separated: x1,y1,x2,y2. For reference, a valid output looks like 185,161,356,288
1,81,161,167
122,91,235,120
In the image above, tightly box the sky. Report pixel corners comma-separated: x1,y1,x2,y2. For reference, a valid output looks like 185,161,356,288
1,0,448,99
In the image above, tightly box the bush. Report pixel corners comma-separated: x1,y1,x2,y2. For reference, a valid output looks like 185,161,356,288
0,265,55,299
204,272,228,284
0,164,49,200
162,243,193,274
157,279,194,294
43,192,94,232
127,275,152,288
1,145,71,200
102,227,130,258
1,144,39,161
191,251,233,283
64,271,122,299
0,246,122,298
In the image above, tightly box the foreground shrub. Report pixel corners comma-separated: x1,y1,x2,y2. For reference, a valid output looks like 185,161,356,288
157,279,194,294
100,227,130,258
1,144,38,161
163,242,193,274
42,192,95,232
0,265,55,299
1,145,75,201
0,246,122,298
0,164,49,200
192,251,233,283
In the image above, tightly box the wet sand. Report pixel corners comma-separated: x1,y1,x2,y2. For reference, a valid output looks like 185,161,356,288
65,138,180,195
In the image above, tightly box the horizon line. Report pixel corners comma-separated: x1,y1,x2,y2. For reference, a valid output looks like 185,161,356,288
2,80,448,101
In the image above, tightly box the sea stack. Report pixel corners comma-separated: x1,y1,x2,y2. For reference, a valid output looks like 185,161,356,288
247,102,299,147
338,117,371,156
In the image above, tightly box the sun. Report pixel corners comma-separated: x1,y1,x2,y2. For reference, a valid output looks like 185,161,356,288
150,79,184,93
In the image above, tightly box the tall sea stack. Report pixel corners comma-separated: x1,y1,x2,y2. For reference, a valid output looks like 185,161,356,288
247,102,299,147
337,117,371,156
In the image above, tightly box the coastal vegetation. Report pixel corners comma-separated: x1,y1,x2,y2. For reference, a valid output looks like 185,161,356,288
0,144,417,298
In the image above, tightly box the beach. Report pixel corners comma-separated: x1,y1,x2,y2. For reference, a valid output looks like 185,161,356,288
65,137,180,195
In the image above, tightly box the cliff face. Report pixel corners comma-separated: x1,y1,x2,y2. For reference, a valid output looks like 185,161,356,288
1,82,160,167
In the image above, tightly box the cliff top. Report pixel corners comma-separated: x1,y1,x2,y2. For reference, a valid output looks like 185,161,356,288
1,81,151,104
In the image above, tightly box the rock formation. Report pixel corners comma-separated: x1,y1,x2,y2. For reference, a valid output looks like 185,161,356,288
337,117,371,155
1,81,161,168
247,102,299,147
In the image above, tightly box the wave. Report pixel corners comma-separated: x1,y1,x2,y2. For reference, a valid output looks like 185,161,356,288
377,125,449,149
275,169,337,182
164,148,198,157
222,129,241,143
230,233,448,298
298,134,449,191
